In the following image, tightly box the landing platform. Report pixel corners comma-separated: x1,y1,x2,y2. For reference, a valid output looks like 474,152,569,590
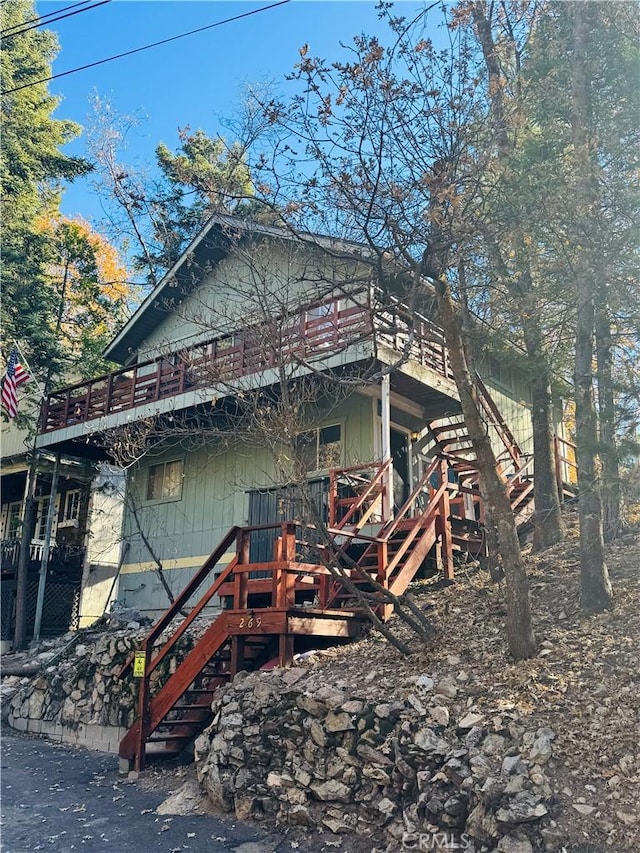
224,606,365,640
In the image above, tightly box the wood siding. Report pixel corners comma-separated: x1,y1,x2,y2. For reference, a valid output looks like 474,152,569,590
119,393,375,614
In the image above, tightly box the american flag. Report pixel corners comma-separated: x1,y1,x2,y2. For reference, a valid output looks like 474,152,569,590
1,346,31,418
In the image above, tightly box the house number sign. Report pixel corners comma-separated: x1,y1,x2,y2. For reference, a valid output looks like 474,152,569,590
133,651,146,678
238,614,262,628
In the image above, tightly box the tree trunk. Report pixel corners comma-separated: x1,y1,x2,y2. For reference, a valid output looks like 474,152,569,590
574,290,613,610
432,272,536,659
482,234,566,552
521,316,565,551
595,295,621,541
471,4,566,554
571,2,613,611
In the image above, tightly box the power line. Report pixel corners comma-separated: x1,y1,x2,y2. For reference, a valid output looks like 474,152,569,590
1,0,91,35
1,0,291,96
1,1,111,41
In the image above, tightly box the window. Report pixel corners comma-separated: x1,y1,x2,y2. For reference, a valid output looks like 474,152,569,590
3,502,22,540
216,334,237,351
296,424,342,472
306,301,335,322
62,489,81,522
146,459,184,502
34,497,56,541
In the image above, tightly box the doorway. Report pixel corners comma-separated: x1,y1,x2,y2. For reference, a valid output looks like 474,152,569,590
390,427,410,509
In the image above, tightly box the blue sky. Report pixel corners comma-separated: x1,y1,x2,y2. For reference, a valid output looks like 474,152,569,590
41,0,429,223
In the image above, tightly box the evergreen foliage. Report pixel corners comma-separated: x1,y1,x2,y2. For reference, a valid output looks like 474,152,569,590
1,2,129,396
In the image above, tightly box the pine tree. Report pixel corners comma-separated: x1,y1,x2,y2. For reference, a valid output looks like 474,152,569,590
0,0,91,378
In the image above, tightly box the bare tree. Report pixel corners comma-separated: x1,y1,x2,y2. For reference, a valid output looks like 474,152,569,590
248,8,538,657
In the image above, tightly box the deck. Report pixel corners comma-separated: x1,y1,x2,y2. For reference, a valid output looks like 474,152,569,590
39,301,452,435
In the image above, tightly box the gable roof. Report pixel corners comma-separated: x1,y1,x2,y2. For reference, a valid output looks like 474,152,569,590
104,214,375,365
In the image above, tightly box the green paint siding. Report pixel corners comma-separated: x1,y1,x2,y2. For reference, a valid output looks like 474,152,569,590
123,392,376,572
138,244,368,362
120,565,207,617
484,372,534,457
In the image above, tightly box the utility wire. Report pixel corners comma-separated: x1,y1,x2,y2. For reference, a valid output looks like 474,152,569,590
1,0,90,35
2,1,111,41
1,0,291,96
1,0,97,38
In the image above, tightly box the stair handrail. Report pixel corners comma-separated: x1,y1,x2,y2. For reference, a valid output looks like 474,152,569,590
554,434,578,487
331,459,390,531
473,370,522,466
119,525,241,679
506,454,534,488
380,456,441,540
386,474,450,579
323,460,451,608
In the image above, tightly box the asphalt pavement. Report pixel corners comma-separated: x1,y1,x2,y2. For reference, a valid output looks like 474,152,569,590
0,728,325,853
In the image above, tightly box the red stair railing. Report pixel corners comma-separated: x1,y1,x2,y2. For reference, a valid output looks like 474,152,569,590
329,460,390,530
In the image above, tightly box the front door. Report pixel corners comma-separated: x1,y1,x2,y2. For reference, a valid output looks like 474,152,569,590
247,479,329,563
390,428,410,509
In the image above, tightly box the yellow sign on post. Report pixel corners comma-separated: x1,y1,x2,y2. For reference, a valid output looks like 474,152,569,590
133,651,146,678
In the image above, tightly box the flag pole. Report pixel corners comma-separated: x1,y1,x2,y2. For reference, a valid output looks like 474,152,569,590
13,340,45,399
12,342,48,649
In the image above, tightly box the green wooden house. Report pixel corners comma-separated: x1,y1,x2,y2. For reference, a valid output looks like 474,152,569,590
35,214,575,768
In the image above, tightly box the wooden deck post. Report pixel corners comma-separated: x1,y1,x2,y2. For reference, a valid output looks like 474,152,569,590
134,644,151,772
283,522,296,562
105,373,114,416
274,564,285,608
376,541,388,588
317,572,329,609
230,636,245,676
554,435,564,501
381,374,393,522
438,459,454,580
278,634,294,668
234,531,250,609
328,469,337,526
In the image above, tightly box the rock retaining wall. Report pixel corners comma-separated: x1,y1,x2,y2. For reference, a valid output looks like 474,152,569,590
5,628,193,754
195,667,559,853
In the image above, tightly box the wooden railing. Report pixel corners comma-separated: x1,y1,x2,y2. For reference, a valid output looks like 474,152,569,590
323,456,454,608
376,302,452,379
328,460,390,530
473,371,522,468
40,300,453,434
121,520,336,767
554,435,579,493
0,539,85,575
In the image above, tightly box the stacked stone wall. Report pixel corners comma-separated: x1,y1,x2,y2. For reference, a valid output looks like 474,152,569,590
5,628,194,754
195,667,557,852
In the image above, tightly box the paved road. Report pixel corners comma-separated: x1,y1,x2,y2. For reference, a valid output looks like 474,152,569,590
0,728,324,853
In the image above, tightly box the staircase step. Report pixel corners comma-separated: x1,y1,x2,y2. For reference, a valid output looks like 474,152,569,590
430,420,467,433
159,713,212,726
184,687,220,695
147,732,196,743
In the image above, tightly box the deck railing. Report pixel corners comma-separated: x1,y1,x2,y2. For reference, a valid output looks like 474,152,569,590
40,300,452,434
0,539,85,575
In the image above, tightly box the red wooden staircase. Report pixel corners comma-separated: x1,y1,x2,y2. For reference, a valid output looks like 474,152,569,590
118,524,365,771
118,380,577,771
324,456,457,611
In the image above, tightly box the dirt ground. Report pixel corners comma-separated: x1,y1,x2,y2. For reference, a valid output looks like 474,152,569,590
288,512,640,851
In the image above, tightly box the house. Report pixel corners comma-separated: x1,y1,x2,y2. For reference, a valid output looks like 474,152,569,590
34,214,575,768
0,416,124,642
